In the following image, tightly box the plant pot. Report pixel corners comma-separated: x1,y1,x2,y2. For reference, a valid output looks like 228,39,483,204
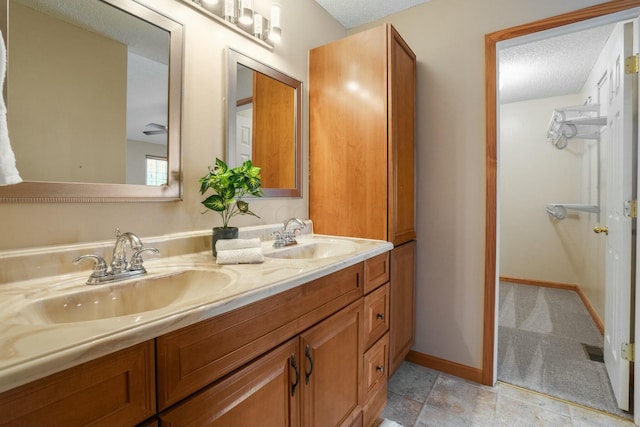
212,226,239,257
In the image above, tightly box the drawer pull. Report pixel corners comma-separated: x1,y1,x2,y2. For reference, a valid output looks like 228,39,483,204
291,354,300,396
376,365,385,374
376,313,385,320
305,345,314,384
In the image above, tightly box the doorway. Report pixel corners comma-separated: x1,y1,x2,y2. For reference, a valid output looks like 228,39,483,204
483,1,640,424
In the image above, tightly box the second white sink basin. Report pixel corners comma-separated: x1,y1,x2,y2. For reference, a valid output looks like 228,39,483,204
12,267,234,324
264,239,359,260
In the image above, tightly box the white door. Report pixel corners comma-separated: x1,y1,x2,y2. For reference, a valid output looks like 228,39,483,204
603,20,636,412
236,107,253,166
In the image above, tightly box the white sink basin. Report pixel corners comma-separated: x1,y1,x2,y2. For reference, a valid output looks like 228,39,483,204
264,239,359,260
12,268,234,324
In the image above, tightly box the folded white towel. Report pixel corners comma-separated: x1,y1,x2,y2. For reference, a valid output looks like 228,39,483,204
0,30,21,186
216,247,264,265
215,238,261,251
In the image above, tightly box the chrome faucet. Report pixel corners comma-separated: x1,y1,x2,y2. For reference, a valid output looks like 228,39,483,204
73,229,159,285
272,218,306,248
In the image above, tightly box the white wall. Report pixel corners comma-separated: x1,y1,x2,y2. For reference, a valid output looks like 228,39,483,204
352,0,608,369
499,94,585,285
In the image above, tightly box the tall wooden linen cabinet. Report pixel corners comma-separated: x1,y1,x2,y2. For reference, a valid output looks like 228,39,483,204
309,23,417,422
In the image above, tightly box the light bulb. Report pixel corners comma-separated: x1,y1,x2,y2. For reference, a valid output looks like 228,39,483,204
238,0,253,25
268,3,281,42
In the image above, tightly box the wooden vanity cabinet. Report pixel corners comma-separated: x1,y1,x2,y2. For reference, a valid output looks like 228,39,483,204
0,341,156,427
155,263,363,410
0,254,389,427
159,291,365,427
309,23,416,383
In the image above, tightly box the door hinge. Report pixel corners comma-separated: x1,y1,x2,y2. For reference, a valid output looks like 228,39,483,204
622,342,635,362
625,54,639,74
624,200,637,218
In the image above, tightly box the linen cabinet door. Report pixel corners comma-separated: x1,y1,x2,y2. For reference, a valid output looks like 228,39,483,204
159,338,300,427
300,300,364,427
389,240,416,376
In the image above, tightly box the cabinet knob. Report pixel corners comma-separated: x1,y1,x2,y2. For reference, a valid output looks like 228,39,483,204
376,365,385,374
376,313,385,320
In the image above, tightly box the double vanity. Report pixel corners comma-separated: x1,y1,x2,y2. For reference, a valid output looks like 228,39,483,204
0,224,393,426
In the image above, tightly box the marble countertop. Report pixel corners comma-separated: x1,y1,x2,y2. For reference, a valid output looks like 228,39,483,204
0,233,392,393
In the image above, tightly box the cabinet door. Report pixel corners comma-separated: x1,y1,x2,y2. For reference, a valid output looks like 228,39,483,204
389,241,416,376
388,26,416,246
300,300,363,427
0,341,155,427
159,338,300,427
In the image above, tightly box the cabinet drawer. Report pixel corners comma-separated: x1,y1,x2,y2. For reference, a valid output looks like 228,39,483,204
156,262,363,409
364,252,390,294
0,341,155,427
363,283,389,349
363,332,388,402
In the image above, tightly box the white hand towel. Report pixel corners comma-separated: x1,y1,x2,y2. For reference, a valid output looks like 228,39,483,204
0,31,21,186
215,238,261,251
216,247,264,265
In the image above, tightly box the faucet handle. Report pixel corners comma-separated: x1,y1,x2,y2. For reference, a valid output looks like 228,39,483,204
272,230,286,248
73,254,108,278
129,247,159,271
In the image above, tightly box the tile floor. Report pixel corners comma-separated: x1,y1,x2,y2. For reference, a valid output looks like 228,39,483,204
381,362,636,426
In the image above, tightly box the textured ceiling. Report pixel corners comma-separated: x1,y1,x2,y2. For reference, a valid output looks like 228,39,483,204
499,24,615,104
314,0,430,29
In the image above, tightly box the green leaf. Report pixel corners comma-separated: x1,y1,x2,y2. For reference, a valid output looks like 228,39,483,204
246,176,261,193
215,158,228,174
237,200,260,218
201,194,226,212
219,186,235,200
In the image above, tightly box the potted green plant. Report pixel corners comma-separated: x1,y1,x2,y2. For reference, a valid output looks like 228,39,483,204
199,158,262,256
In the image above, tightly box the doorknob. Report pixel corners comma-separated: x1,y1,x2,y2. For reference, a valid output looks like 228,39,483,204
593,225,609,235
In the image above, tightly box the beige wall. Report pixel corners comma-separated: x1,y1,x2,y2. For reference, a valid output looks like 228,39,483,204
0,0,615,372
352,0,608,369
0,0,345,250
9,2,127,184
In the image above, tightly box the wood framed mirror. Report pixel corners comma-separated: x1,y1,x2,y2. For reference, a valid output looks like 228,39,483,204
0,0,183,202
226,48,302,198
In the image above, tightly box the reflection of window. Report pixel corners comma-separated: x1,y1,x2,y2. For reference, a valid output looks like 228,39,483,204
146,156,167,186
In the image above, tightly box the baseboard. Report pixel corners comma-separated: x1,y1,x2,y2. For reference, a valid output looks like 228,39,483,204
499,276,604,335
405,350,483,384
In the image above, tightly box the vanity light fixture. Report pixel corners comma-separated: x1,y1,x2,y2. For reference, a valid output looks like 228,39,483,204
268,3,281,42
238,0,253,25
186,0,281,47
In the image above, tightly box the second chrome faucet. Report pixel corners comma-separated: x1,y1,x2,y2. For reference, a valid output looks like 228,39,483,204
273,218,306,248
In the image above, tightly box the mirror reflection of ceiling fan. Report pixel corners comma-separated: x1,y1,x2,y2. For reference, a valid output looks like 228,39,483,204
143,123,167,135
